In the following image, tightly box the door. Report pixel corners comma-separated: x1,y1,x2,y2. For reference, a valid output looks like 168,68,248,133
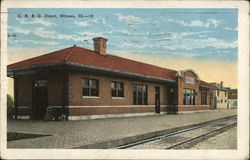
155,86,160,113
32,80,48,120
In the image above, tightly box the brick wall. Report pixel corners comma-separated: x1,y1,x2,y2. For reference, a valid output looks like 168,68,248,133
15,75,32,116
177,71,212,107
68,72,169,106
14,72,65,118
16,75,32,106
14,70,211,119
47,72,64,106
177,71,200,105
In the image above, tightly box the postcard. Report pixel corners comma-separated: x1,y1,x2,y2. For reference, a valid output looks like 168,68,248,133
1,0,249,159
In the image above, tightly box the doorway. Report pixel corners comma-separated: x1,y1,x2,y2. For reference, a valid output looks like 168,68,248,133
32,80,48,120
155,86,160,113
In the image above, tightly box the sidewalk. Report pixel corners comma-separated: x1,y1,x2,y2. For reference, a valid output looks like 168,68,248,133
7,109,237,148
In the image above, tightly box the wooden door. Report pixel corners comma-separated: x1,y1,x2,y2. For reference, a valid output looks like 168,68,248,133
32,80,48,120
155,86,160,113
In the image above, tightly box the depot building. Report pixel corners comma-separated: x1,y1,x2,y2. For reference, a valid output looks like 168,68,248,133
7,37,215,120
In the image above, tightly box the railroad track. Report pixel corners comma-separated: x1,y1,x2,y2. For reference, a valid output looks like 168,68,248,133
116,115,237,149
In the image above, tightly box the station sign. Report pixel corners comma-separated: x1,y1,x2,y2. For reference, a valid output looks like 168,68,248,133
185,76,195,84
15,70,36,75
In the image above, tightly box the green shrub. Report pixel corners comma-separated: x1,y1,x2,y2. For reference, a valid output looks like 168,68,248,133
7,94,14,119
7,132,51,141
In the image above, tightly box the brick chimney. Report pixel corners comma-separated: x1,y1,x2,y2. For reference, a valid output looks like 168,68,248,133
93,37,108,55
220,81,223,88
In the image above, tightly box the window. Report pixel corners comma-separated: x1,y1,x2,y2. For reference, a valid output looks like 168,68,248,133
201,91,207,105
183,89,195,105
217,90,219,96
225,92,227,97
221,99,223,103
111,81,124,97
82,78,99,97
133,84,147,105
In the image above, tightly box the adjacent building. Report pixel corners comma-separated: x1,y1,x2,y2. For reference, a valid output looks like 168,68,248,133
210,82,231,109
228,89,237,108
7,37,215,120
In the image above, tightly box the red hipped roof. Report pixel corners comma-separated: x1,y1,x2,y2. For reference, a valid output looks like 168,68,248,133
8,45,177,81
200,81,215,88
8,45,214,88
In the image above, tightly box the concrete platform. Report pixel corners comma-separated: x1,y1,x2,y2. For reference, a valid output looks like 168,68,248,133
7,109,237,149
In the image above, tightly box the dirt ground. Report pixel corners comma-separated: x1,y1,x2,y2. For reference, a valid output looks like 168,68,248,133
189,127,237,149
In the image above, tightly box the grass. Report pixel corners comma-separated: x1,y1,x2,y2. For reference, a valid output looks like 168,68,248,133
7,132,51,141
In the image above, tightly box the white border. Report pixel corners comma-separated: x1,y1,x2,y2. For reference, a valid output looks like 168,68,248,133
1,0,249,159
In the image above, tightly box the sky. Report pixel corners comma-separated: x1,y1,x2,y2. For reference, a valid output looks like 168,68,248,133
7,8,238,95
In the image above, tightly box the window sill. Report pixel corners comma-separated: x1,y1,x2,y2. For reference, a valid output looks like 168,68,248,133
112,97,125,99
82,96,100,99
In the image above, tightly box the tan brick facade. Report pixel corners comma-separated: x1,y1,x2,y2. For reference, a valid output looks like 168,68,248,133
13,69,211,120
177,70,211,106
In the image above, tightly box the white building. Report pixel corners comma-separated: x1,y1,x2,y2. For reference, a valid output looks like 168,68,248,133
210,82,230,109
228,89,237,109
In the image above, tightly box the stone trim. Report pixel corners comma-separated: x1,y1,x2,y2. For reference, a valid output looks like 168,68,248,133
17,116,30,119
177,105,210,107
17,106,30,109
68,112,158,120
67,105,168,108
178,110,212,114
47,106,63,109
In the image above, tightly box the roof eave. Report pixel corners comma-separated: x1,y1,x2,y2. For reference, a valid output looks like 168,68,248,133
65,61,176,83
200,85,216,89
7,62,176,83
7,62,64,77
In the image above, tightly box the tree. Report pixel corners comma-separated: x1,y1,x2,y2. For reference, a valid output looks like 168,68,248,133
7,94,14,119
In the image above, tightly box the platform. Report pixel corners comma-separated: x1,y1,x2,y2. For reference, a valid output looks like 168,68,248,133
7,109,237,149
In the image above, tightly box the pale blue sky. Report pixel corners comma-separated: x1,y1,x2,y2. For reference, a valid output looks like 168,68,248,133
8,8,238,62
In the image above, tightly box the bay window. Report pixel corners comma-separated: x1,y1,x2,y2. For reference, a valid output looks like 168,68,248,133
183,88,195,105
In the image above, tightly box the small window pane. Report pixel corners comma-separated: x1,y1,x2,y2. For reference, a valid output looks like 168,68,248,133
117,83,121,89
112,90,116,97
138,97,142,104
118,90,123,97
82,88,89,96
91,88,99,96
83,79,89,87
111,82,115,89
92,80,97,88
138,85,142,92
